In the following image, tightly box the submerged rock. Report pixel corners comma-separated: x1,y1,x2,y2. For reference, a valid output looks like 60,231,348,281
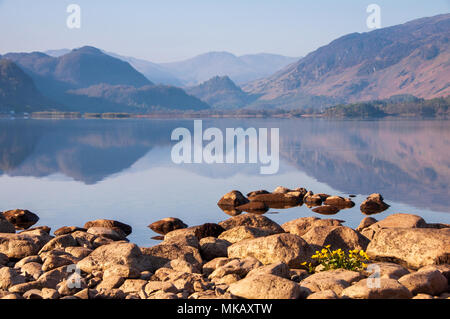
235,201,269,214
148,218,187,235
312,205,340,215
323,196,355,209
217,190,249,207
360,193,390,215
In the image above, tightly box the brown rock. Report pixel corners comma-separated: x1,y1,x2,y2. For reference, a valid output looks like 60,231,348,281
341,278,413,299
307,290,339,299
209,257,262,280
356,217,378,232
0,267,26,289
300,269,364,294
219,213,284,234
0,215,15,234
312,205,340,215
217,190,249,207
398,270,448,296
323,196,355,208
247,262,290,279
148,217,187,235
87,227,126,241
362,262,410,279
83,219,132,236
246,190,270,197
229,274,306,299
77,242,148,273
303,192,322,207
301,226,370,251
0,229,52,259
235,201,269,213
227,233,312,268
281,217,343,237
199,237,231,261
194,223,225,239
54,226,86,236
141,243,202,271
202,257,238,276
248,193,302,208
119,279,147,293
39,234,78,254
360,193,390,215
2,209,39,230
218,226,277,244
366,228,450,269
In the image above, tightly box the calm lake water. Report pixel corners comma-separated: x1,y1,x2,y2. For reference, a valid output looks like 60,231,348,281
0,118,449,246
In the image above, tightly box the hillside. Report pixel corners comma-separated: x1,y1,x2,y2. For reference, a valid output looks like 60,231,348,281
186,76,257,109
244,14,450,109
162,51,298,85
0,59,48,112
68,84,210,112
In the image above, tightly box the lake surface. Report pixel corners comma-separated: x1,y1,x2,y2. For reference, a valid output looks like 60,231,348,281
0,118,449,246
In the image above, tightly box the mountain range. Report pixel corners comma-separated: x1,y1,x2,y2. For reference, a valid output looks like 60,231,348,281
1,14,449,113
244,13,450,109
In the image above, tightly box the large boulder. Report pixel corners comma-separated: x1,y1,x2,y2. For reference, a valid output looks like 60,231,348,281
219,214,284,234
301,226,370,251
77,242,148,274
229,274,305,299
217,190,249,207
0,215,15,234
281,217,343,237
366,228,450,269
360,193,390,215
2,209,39,230
148,218,187,235
218,226,277,244
0,230,52,259
83,220,132,236
141,243,202,270
398,270,448,296
227,233,311,268
341,278,412,299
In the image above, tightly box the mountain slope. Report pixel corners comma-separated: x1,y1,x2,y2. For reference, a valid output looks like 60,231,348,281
244,14,450,108
186,76,257,109
162,51,298,85
68,84,210,112
0,59,48,112
3,46,152,101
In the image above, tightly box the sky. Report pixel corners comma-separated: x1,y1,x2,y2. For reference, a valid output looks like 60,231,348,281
0,0,449,63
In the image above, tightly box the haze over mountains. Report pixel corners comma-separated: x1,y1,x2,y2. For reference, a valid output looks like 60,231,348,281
0,14,449,113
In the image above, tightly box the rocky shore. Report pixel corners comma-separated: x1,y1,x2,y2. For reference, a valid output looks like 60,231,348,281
0,188,449,300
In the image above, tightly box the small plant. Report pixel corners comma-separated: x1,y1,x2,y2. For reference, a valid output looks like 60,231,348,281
302,245,369,273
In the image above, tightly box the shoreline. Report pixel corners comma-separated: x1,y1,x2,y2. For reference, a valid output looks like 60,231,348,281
1,188,449,300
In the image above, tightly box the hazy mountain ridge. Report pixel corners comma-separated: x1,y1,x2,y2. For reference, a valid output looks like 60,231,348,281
244,14,450,108
186,76,258,109
161,51,298,86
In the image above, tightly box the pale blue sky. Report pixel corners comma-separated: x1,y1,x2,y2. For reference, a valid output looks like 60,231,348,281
0,0,448,62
